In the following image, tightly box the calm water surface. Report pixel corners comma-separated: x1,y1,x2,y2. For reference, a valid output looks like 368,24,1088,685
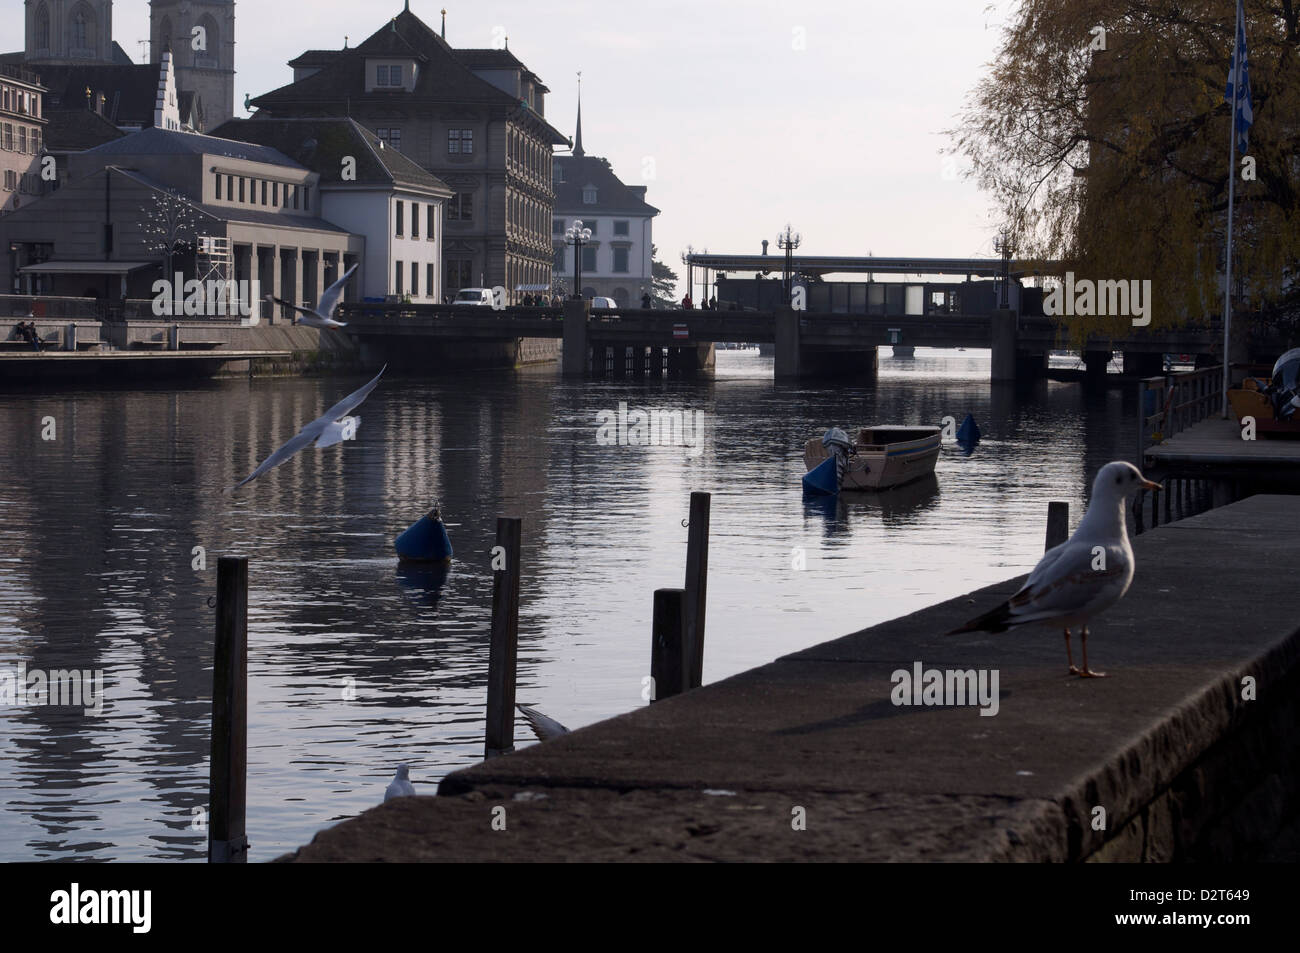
0,349,1139,860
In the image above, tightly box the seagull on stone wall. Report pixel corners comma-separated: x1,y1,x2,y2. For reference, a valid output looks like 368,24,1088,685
224,365,385,494
948,461,1160,677
270,263,358,329
384,764,416,801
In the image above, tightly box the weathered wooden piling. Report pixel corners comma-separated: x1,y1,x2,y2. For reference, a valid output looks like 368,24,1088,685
650,588,687,702
485,517,522,759
1045,501,1069,552
683,491,710,691
209,556,249,864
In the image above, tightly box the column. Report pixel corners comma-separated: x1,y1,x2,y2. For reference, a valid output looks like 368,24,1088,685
267,246,281,325
248,243,260,323
314,251,325,307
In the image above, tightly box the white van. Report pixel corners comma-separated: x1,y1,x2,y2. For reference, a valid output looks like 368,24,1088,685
452,288,495,306
590,296,617,310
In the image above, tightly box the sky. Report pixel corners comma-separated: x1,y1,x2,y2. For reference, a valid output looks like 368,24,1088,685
5,0,1018,286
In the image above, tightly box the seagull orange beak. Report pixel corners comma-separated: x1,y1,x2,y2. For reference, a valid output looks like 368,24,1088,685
1140,478,1161,491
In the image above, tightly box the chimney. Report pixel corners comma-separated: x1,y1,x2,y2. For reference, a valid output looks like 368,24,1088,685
761,239,769,256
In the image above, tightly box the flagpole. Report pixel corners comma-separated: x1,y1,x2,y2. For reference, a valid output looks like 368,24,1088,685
1222,2,1240,418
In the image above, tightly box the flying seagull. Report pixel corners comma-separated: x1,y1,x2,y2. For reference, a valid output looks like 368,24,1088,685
948,461,1160,677
225,365,386,494
517,703,569,742
270,263,358,329
384,764,415,802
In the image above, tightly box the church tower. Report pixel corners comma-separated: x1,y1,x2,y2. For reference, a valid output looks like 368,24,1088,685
150,0,236,129
25,0,116,65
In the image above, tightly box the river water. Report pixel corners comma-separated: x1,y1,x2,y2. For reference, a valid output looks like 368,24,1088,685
0,348,1140,861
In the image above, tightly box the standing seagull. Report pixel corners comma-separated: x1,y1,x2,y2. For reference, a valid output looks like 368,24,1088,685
384,764,415,801
270,263,358,329
948,461,1160,677
225,365,386,494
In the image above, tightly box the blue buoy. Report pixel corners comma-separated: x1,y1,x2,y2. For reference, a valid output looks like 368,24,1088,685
802,456,839,495
956,414,981,445
394,504,453,563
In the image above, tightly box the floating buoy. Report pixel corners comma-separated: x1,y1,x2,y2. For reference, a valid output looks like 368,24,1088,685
394,503,453,563
956,414,981,446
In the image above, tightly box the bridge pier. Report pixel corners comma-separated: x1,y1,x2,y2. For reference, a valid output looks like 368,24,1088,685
562,299,589,376
990,309,1018,381
774,309,877,380
1123,350,1164,378
1084,350,1110,384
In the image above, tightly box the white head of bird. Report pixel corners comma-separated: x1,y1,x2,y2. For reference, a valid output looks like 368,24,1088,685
1078,461,1161,533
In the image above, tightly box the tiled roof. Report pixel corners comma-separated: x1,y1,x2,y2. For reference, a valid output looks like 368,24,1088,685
36,63,163,127
553,154,659,215
43,107,125,151
84,126,305,168
210,117,452,195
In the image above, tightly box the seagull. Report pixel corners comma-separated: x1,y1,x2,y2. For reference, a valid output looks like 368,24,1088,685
947,461,1160,677
270,263,358,329
384,764,415,801
225,365,386,494
517,703,569,742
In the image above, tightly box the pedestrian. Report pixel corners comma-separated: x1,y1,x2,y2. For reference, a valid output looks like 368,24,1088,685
641,291,652,310
709,295,717,310
682,293,693,310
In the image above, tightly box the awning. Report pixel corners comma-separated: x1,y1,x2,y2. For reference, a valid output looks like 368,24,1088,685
19,261,154,275
513,284,552,292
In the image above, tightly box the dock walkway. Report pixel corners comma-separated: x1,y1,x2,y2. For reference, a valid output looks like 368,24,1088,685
281,496,1300,862
1146,415,1300,478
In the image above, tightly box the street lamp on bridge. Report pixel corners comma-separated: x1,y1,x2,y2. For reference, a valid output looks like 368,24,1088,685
565,219,592,300
778,224,801,302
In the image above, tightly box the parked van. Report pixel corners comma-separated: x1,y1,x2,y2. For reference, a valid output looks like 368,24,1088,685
590,296,617,310
452,288,495,307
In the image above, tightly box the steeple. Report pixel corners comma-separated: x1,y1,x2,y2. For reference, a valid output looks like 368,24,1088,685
573,72,584,157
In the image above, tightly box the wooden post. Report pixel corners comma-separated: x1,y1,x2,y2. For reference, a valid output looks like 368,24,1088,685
650,588,686,702
1045,501,1069,552
484,517,522,759
209,556,248,864
683,492,710,691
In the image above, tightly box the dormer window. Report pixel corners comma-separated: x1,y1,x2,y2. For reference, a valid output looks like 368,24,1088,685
582,185,597,205
554,164,565,184
377,64,402,86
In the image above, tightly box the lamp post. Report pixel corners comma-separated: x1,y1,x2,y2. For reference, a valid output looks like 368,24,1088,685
777,224,801,303
993,231,1014,309
680,245,695,305
565,219,592,299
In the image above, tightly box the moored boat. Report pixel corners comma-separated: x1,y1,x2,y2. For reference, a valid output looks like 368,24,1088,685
803,425,941,492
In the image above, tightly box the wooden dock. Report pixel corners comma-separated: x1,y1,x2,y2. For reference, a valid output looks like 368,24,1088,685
1146,416,1300,477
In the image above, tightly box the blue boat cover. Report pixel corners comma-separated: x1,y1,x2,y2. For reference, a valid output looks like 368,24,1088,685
802,456,839,495
394,513,454,562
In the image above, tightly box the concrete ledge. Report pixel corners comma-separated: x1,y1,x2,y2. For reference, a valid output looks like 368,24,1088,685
280,496,1300,862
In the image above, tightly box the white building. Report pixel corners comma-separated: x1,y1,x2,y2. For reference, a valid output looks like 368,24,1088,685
551,98,658,305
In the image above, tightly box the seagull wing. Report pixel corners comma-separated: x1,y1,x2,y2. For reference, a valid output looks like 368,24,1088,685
320,365,386,423
225,428,318,494
517,704,569,741
270,296,322,321
317,263,358,320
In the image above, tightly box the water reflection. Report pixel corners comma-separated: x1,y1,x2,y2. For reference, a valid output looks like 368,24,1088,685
0,349,1142,860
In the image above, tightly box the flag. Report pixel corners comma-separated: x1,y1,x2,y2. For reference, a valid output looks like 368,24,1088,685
1225,0,1253,153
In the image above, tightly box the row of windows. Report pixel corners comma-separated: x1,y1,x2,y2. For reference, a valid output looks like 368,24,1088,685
555,245,632,273
2,169,42,193
393,260,437,298
0,85,40,118
1,123,41,154
394,200,438,239
552,219,630,237
214,172,311,211
367,126,475,157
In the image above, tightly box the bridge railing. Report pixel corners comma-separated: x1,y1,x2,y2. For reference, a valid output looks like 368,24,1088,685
1137,365,1226,464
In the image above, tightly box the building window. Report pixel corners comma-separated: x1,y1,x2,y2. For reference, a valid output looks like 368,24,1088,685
448,193,472,221
583,186,597,204
376,64,403,87
582,247,596,271
427,204,435,239
448,129,473,154
35,5,50,50
304,188,310,211
395,260,403,295
215,172,222,199
396,200,404,237
1,123,10,150
238,177,245,202
377,127,401,152
585,221,597,235
553,218,563,235
226,174,233,199
613,247,629,273
614,220,629,236
446,258,473,290
426,263,434,296
272,182,279,205
412,203,419,239
1,88,8,112
18,127,27,153
261,180,268,205
72,11,90,50
411,261,419,296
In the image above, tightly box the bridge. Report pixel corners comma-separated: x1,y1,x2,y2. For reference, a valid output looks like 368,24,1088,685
339,300,1219,381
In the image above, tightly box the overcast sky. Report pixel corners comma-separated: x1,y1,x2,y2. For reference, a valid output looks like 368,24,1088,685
6,0,1017,280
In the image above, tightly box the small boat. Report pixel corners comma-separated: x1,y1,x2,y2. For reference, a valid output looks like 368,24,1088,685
803,425,941,492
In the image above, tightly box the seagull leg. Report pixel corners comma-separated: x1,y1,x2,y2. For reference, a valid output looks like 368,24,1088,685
1077,625,1108,678
1065,627,1081,676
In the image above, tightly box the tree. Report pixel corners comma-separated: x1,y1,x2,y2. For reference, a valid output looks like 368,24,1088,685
949,1,1300,346
140,187,202,281
650,244,679,306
